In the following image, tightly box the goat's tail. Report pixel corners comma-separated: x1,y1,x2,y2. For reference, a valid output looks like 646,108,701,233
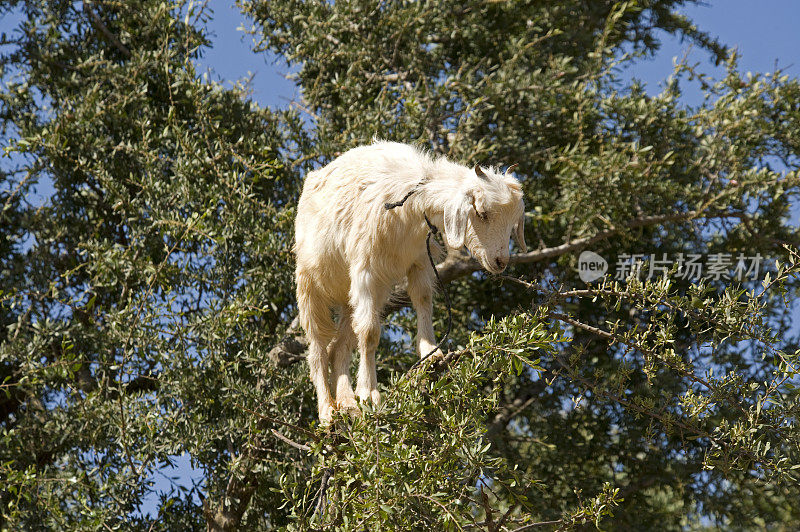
296,271,337,340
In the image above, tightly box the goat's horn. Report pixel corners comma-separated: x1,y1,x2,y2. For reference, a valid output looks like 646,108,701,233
505,163,519,176
474,165,490,180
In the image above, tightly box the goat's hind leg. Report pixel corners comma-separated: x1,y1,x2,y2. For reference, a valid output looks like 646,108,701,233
329,308,358,414
297,272,337,423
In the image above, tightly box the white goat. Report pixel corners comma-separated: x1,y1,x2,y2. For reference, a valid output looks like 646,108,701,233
294,141,526,422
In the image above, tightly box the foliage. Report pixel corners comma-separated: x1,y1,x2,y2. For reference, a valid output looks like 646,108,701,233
1,0,302,527
1,0,799,530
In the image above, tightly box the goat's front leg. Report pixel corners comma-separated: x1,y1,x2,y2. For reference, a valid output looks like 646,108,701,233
349,269,387,406
407,262,442,359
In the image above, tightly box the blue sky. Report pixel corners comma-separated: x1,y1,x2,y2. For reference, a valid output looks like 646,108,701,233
3,2,799,124
196,1,800,110
196,2,298,108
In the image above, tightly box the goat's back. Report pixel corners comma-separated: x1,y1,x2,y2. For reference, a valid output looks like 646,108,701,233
294,142,438,302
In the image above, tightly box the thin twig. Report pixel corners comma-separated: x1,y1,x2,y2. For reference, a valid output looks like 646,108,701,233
510,519,564,531
271,429,311,452
83,1,132,58
313,468,333,518
235,401,319,440
410,493,465,531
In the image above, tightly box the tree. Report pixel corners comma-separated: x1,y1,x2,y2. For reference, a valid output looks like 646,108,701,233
1,0,799,530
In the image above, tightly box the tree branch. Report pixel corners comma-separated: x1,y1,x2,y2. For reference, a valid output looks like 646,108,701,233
485,379,546,442
83,1,132,59
203,472,256,532
266,317,306,366
439,210,706,282
270,428,311,452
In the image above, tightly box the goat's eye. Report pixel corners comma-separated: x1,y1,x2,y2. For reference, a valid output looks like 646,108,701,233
477,211,488,222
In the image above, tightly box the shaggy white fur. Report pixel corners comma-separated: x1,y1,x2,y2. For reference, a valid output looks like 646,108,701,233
294,141,526,422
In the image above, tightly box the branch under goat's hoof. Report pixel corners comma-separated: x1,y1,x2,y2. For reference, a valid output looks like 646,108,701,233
425,348,445,360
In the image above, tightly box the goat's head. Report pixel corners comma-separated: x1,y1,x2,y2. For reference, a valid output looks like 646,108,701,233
443,165,527,274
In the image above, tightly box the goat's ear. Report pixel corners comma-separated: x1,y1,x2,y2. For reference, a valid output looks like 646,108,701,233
513,207,527,253
443,191,472,249
471,187,487,214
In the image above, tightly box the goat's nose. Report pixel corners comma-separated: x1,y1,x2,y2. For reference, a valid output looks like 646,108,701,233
495,257,507,271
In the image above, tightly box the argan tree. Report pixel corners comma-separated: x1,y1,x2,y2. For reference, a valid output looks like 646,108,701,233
2,0,799,530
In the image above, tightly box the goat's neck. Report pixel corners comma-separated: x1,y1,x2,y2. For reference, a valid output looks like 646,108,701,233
409,187,445,235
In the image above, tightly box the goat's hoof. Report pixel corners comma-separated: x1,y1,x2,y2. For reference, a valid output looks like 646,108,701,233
362,390,381,406
337,396,360,416
355,388,381,407
318,403,336,425
371,390,381,406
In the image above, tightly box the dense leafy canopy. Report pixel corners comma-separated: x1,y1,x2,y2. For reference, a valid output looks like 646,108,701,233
1,0,799,530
